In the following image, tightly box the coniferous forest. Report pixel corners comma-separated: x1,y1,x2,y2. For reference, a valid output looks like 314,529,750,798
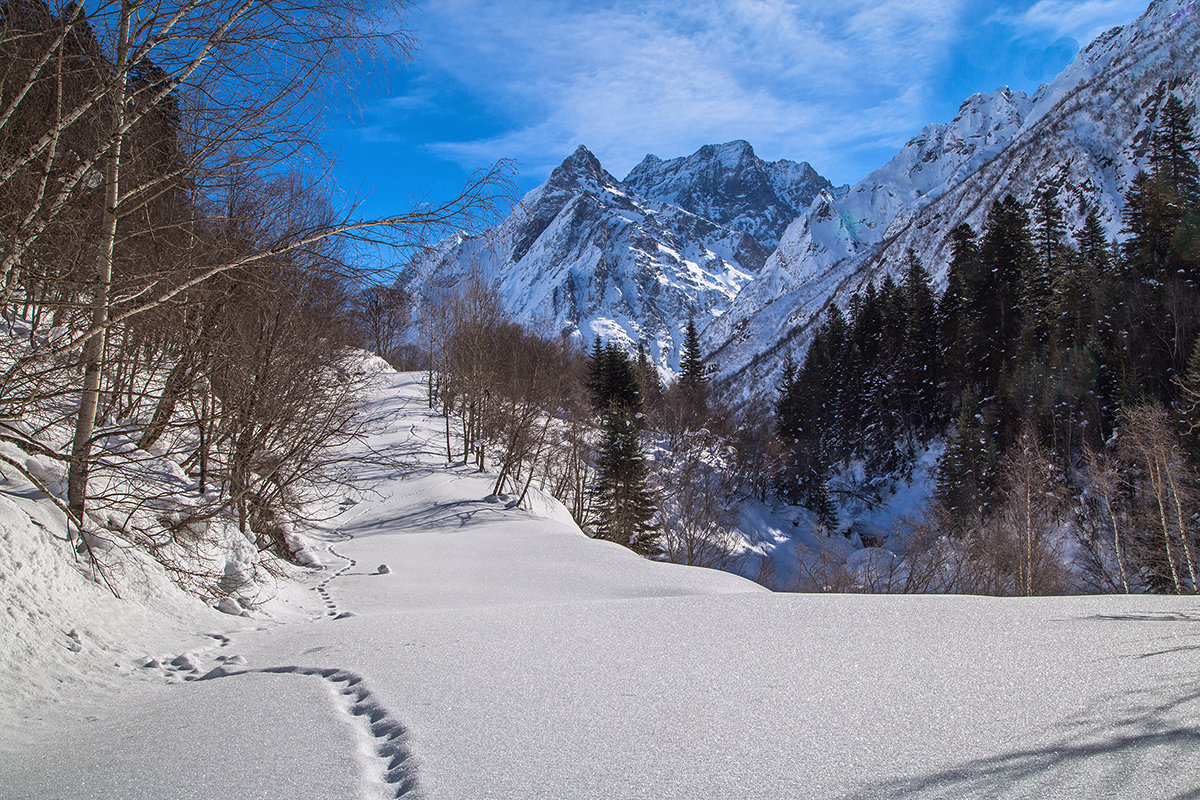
774,90,1200,594
250,87,1200,597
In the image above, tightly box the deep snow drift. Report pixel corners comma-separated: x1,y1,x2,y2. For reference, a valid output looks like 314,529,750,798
2,369,1199,799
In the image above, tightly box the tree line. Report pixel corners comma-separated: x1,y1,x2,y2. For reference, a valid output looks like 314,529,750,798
413,283,751,567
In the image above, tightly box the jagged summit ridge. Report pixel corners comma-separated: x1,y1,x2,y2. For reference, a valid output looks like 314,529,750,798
547,145,617,193
408,143,770,374
622,140,838,251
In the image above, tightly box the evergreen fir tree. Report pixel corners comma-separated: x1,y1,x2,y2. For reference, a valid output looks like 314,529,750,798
1058,208,1110,347
900,249,939,436
586,338,606,404
1025,185,1063,349
1151,93,1200,206
590,405,659,554
1123,170,1181,282
867,274,907,472
935,391,996,530
775,338,838,523
1077,208,1112,272
848,282,883,451
815,304,853,462
776,350,801,442
588,340,641,412
679,318,706,386
975,196,1035,398
678,318,710,427
938,223,979,415
635,342,662,408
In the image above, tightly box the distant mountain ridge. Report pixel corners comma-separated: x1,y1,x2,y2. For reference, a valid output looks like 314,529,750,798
408,0,1199,385
407,141,831,373
623,140,838,251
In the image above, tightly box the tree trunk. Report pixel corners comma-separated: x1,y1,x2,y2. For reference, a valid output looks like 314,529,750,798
138,358,193,451
67,2,130,525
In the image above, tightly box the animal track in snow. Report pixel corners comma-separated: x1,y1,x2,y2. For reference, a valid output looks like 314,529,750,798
198,664,421,799
313,531,359,618
140,643,248,683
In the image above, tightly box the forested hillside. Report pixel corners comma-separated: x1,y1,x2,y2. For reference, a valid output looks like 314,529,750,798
767,91,1200,594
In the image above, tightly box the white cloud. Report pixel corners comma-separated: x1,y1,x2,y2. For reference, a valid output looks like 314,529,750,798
350,0,1094,185
390,0,970,184
1002,0,1147,44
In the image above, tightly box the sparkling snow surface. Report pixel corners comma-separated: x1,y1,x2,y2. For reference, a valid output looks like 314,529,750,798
3,370,1200,799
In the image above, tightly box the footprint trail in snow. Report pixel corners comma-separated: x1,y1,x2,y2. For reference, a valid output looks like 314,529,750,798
198,664,421,799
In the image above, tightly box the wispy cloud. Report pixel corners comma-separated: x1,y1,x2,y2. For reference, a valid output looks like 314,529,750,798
997,0,1147,44
389,0,966,183
351,0,1149,189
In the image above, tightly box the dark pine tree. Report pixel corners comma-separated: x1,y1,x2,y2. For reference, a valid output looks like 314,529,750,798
588,340,642,412
1151,93,1200,207
590,405,659,554
678,318,710,427
1025,184,1064,352
935,390,996,531
975,195,1035,400
899,249,940,437
847,282,883,453
866,275,908,474
635,342,662,409
938,223,979,416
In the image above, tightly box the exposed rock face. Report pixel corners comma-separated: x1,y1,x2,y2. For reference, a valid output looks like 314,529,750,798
623,140,838,252
407,145,770,373
406,1,1198,388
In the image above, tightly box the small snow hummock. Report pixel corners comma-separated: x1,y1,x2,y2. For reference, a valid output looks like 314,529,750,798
213,598,247,617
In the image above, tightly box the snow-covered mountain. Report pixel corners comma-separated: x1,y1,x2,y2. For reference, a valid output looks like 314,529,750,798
410,0,1196,385
623,140,839,251
408,146,776,372
708,0,1200,388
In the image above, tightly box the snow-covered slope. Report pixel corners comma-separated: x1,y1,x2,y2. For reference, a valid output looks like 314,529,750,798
4,368,1200,799
408,146,770,372
623,140,838,251
710,0,1200,388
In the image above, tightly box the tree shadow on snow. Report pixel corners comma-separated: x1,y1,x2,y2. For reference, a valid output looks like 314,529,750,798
338,498,514,539
838,673,1200,800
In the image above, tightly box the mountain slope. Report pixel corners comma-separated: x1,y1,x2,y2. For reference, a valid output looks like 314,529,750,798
709,0,1200,389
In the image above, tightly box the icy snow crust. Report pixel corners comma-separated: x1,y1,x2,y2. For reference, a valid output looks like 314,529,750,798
3,370,1200,799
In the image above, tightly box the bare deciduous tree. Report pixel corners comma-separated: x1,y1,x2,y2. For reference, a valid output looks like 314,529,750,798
1118,403,1199,593
0,0,509,537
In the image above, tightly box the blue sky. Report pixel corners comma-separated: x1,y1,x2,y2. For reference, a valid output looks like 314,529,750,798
321,0,1151,222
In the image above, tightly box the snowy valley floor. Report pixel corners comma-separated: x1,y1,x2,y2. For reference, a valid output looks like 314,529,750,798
3,371,1200,799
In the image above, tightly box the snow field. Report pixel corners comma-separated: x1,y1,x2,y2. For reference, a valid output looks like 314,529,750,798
2,369,1199,799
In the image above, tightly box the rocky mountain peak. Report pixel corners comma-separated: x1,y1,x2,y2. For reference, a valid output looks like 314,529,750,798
622,140,835,251
708,0,1200,395
547,145,617,193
